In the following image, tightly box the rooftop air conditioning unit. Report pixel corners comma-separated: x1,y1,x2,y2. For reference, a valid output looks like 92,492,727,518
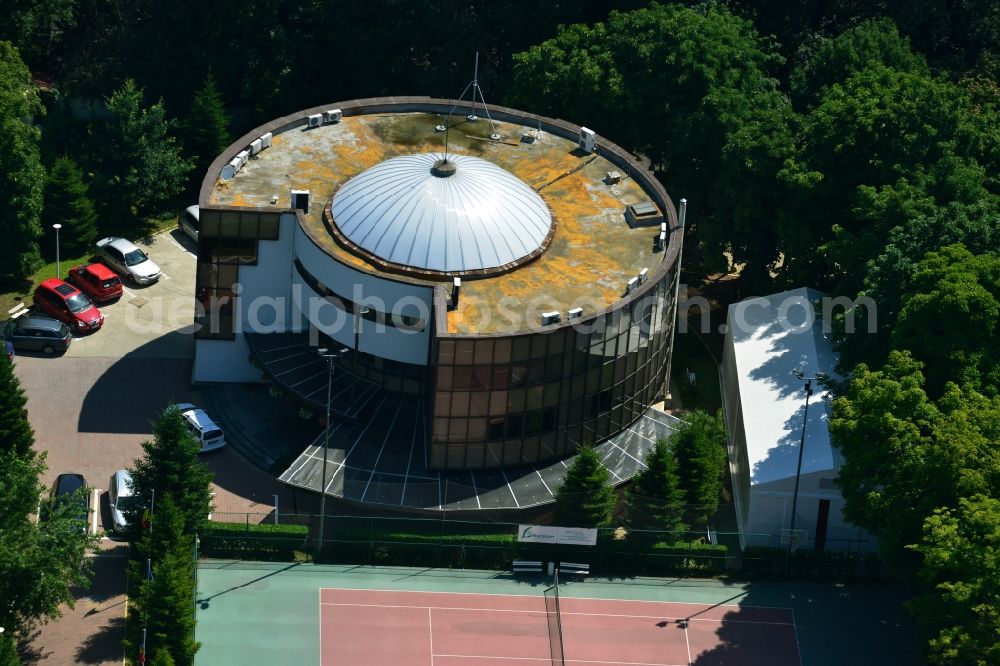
323,109,342,123
291,189,310,214
307,113,323,128
567,307,583,320
541,311,561,326
638,267,649,284
625,277,639,295
579,127,596,153
221,157,241,181
250,138,263,156
236,150,250,168
660,222,667,234
260,132,273,149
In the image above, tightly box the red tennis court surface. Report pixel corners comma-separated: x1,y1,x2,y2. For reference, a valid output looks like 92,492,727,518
320,588,801,666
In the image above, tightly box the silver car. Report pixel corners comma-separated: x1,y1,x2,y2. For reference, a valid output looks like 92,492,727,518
95,237,161,285
179,205,200,243
108,469,139,535
173,403,226,453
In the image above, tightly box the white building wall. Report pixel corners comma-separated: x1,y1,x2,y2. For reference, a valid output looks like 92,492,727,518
233,213,298,333
292,224,433,366
193,335,259,383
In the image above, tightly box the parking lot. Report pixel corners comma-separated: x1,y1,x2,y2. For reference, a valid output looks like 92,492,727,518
13,228,301,664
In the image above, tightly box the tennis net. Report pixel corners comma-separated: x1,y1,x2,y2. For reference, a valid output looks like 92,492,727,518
544,568,566,665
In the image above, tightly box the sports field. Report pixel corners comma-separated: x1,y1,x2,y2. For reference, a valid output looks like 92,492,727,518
195,562,914,665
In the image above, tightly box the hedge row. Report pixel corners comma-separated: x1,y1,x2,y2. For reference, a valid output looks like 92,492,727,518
200,522,309,560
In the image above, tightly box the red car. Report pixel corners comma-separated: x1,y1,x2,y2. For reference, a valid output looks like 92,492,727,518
33,278,104,332
68,263,123,304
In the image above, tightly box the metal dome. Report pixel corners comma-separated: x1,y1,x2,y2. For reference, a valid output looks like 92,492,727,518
329,152,554,277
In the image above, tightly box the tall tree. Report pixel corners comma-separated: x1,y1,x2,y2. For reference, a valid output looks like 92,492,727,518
670,410,728,529
128,406,214,538
908,494,1000,665
626,439,686,534
41,155,98,256
184,71,231,175
98,79,193,229
554,446,616,528
0,352,35,459
0,0,76,63
0,41,44,280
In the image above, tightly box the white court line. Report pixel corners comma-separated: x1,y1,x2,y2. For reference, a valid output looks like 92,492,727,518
683,619,692,665
791,607,804,665
427,607,434,666
318,602,792,625
431,655,682,666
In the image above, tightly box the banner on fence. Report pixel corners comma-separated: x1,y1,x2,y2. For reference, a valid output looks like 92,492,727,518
517,525,598,546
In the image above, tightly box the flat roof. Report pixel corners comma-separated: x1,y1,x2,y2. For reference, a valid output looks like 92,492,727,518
209,110,669,335
726,287,843,486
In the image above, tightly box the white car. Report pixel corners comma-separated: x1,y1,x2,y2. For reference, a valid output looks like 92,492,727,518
173,403,226,453
95,237,161,285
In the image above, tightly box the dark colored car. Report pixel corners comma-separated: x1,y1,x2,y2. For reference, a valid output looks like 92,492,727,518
4,316,73,355
33,278,104,332
50,473,90,533
68,262,123,304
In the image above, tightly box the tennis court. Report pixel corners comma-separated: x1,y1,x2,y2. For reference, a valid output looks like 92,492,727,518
319,582,800,665
195,562,914,666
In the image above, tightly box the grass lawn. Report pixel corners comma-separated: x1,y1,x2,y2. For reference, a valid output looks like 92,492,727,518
0,214,180,315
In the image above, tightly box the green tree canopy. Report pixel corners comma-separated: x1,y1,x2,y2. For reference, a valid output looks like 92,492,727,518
41,155,98,256
0,353,35,458
778,65,994,290
554,445,616,528
790,18,929,111
129,406,214,538
626,439,685,534
508,2,795,286
892,244,1000,395
908,494,1000,665
670,410,728,529
184,71,231,175
98,79,193,229
0,41,44,280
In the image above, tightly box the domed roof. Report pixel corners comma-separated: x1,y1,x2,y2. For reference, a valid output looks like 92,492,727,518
329,152,553,277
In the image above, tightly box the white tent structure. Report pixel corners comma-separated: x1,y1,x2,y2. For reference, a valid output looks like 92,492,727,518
720,287,874,552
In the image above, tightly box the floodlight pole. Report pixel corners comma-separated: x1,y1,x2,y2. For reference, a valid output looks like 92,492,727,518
316,347,348,558
351,306,370,405
53,224,62,279
788,373,818,551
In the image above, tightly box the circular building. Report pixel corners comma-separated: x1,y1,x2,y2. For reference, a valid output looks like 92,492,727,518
194,97,685,510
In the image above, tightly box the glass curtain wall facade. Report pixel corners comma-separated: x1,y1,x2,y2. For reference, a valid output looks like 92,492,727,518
430,267,676,469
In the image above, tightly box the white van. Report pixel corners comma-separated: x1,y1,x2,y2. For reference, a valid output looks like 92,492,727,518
174,403,226,453
179,205,200,242
108,469,137,535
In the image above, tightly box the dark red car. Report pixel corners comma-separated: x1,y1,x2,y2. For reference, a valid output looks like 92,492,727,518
33,278,104,333
68,263,123,304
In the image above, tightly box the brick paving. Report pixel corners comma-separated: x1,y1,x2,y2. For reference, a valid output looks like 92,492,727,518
13,230,307,663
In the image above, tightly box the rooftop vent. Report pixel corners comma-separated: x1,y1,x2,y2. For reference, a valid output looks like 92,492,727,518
624,276,639,295
291,189,310,214
220,157,241,181
605,170,622,185
654,231,667,252
579,127,596,153
250,138,263,156
323,109,342,123
541,311,561,326
260,132,273,149
449,277,461,310
638,267,649,284
567,307,583,320
625,201,664,228
307,113,323,128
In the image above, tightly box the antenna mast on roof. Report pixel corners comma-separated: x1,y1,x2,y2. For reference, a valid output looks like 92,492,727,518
437,52,501,144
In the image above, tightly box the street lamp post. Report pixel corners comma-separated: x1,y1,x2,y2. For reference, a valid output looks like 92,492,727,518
351,306,371,405
52,224,62,279
788,370,825,551
316,347,348,558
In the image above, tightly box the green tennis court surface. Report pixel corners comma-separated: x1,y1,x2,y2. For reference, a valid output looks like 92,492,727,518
195,562,914,665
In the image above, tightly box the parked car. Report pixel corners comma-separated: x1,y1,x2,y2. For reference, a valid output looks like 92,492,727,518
50,473,90,533
33,278,103,332
108,469,139,535
179,205,200,243
95,237,161,284
172,403,226,453
4,316,72,355
68,262,123,303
